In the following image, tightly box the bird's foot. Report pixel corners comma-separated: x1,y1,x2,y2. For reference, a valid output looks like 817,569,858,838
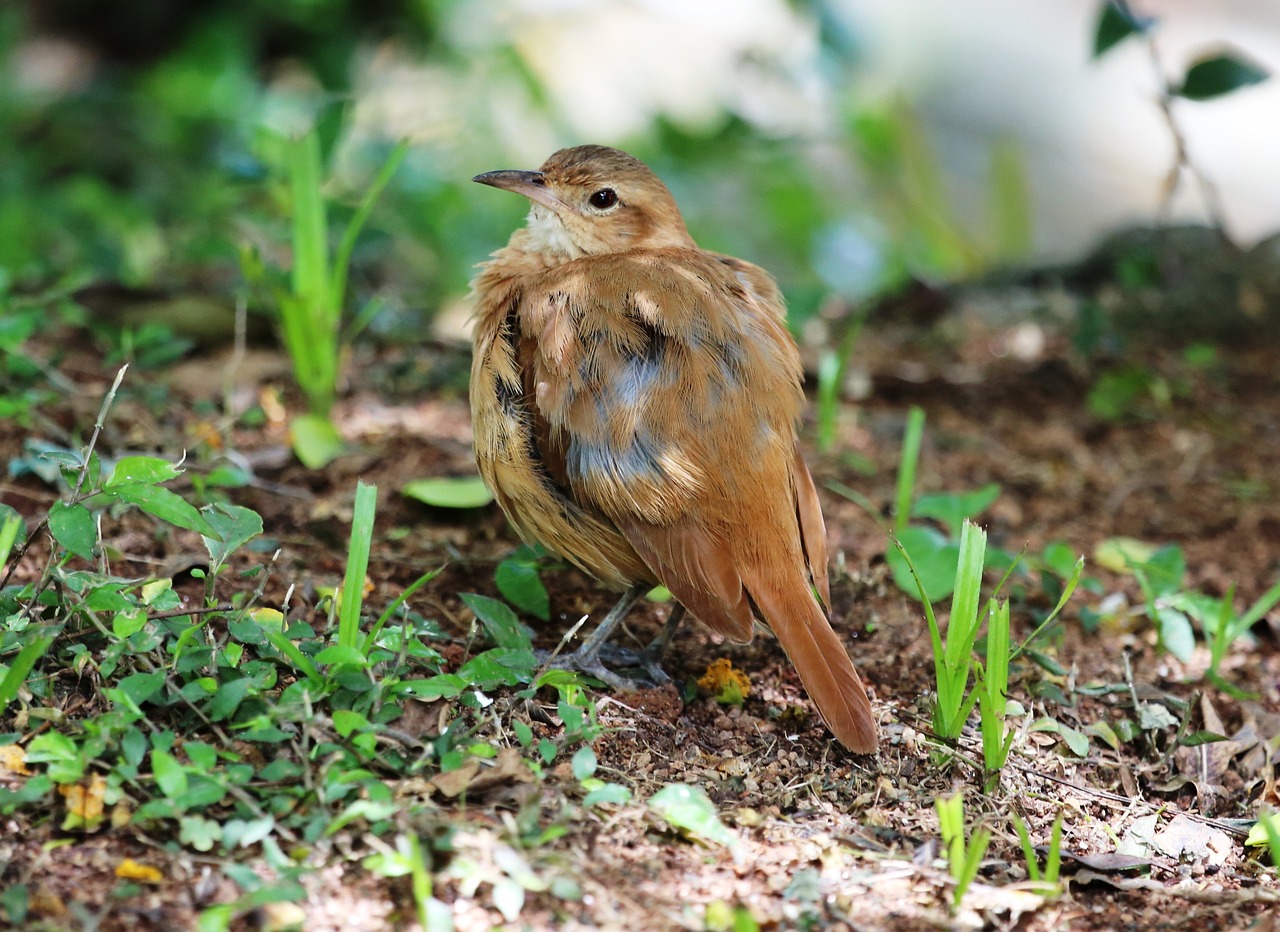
541,640,671,690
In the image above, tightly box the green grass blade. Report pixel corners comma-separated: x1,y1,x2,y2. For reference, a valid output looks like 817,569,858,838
893,536,949,726
1011,813,1041,882
956,827,990,905
1045,811,1063,883
262,626,323,689
985,599,1010,716
338,481,378,650
0,630,56,715
1236,574,1280,634
1010,555,1083,661
331,139,409,316
945,521,986,671
894,406,925,534
826,480,886,531
288,129,330,312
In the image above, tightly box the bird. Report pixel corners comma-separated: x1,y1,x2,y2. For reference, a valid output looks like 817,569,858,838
468,145,877,753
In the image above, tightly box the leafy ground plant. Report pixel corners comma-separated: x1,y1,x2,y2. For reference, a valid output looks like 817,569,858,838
896,519,1081,781
935,792,991,913
1012,809,1064,898
246,124,407,469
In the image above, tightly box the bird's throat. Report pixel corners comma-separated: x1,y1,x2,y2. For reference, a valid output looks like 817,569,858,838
523,205,584,262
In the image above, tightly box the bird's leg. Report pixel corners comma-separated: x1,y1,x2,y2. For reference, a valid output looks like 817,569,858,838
552,583,675,689
633,604,685,684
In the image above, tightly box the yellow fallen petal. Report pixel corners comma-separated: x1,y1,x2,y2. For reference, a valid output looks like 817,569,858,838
116,859,164,884
0,744,31,775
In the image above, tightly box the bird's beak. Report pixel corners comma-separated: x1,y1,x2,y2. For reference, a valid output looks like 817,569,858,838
473,169,563,212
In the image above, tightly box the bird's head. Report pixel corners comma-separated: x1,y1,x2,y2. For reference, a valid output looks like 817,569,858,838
474,145,695,259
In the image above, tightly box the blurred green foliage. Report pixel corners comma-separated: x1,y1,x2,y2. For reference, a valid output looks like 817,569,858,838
0,0,1031,342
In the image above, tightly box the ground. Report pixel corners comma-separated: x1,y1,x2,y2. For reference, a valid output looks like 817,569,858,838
1,232,1279,930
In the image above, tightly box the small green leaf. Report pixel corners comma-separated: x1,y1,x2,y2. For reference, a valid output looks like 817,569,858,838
152,750,189,799
1177,730,1228,748
291,414,345,469
1155,607,1195,662
48,501,97,560
180,814,223,852
104,455,180,488
333,709,368,738
403,476,495,509
207,678,254,722
1245,812,1280,848
1136,701,1178,730
1084,720,1121,750
314,644,369,667
1176,51,1269,101
649,783,735,847
1092,2,1152,59
201,504,263,571
116,671,166,708
571,746,597,781
583,783,631,807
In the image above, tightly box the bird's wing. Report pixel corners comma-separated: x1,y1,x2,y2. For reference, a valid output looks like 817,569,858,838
518,249,812,643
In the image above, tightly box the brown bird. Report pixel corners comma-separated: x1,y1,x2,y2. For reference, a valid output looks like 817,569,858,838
469,145,877,753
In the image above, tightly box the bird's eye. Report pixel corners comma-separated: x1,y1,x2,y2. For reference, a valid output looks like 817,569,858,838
588,188,618,210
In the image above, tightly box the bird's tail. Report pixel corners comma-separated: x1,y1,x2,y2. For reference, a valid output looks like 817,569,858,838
751,582,877,753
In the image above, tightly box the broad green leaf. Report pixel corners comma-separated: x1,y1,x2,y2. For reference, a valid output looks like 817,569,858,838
1176,52,1269,101
395,675,468,699
1142,545,1186,597
112,610,147,640
887,526,960,603
291,414,345,469
457,648,536,687
403,476,494,509
915,483,1001,538
649,783,735,847
48,501,96,560
333,709,368,738
461,593,535,650
495,554,550,621
104,483,214,536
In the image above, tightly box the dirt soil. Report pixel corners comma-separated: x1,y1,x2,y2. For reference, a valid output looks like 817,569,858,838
2,248,1280,930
